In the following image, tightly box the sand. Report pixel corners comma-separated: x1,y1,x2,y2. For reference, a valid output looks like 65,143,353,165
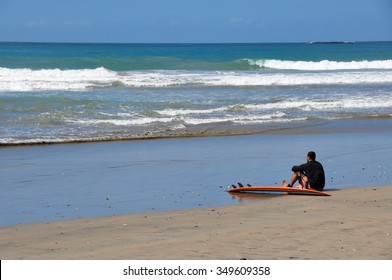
0,186,391,260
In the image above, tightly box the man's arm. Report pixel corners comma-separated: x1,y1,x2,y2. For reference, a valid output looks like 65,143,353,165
292,162,307,173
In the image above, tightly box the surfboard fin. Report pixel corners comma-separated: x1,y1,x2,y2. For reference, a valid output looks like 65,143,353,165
231,184,237,188
238,182,244,188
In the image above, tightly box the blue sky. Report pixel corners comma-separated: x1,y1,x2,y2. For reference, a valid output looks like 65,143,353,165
0,0,391,43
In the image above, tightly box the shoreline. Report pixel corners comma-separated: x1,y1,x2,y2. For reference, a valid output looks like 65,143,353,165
0,185,391,260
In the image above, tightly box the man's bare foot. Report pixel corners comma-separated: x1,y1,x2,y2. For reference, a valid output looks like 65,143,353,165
282,180,290,187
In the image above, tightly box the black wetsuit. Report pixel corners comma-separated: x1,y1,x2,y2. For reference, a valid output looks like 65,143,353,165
292,160,325,191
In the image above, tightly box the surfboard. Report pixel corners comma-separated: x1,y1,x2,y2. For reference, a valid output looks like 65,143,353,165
228,186,331,196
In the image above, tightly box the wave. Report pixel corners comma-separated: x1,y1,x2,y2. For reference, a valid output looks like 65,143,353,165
63,98,392,128
153,98,392,117
1,66,392,92
65,112,296,129
245,59,392,71
0,67,117,91
2,96,391,145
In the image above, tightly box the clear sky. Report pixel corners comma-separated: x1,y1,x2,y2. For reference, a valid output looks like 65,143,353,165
0,0,391,43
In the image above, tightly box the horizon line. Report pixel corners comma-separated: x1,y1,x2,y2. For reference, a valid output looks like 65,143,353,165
1,40,391,45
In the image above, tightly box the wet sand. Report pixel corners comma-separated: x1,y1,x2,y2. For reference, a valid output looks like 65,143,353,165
1,186,391,260
1,130,391,226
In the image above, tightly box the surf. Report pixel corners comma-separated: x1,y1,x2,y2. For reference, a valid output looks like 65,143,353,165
245,58,392,71
2,67,392,92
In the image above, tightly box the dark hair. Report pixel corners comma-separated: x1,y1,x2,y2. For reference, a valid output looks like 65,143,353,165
307,151,316,161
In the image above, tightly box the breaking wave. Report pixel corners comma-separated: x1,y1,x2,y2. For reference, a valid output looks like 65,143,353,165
246,59,392,71
1,65,392,92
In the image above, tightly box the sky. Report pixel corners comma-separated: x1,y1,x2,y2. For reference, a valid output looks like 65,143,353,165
0,0,391,43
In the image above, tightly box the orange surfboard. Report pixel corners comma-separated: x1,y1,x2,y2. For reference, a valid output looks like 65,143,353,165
228,186,331,196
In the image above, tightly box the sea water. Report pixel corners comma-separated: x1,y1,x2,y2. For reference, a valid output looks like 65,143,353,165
1,42,392,144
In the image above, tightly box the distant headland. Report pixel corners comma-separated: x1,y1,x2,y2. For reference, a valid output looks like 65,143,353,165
309,41,355,44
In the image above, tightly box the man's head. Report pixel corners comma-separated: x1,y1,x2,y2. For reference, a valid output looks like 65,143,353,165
307,151,316,161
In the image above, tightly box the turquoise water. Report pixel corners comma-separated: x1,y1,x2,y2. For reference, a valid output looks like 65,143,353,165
1,42,392,70
1,42,392,144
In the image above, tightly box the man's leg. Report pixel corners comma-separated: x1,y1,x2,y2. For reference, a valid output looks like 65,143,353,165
298,174,310,189
282,172,301,188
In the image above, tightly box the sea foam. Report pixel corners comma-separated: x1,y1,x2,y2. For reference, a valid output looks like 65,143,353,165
0,67,117,92
1,64,392,92
247,59,392,70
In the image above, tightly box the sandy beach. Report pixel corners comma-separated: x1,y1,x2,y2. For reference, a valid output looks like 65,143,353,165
1,185,391,260
1,128,391,260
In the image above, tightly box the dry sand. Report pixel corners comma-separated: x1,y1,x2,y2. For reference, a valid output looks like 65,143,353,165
1,186,391,260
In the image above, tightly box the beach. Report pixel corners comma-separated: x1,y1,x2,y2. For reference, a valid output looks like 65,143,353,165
1,127,392,226
1,128,392,260
0,185,391,260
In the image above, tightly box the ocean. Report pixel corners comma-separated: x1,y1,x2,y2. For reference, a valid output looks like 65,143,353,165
1,41,392,145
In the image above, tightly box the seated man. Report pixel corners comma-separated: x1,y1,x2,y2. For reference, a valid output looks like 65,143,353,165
283,151,325,191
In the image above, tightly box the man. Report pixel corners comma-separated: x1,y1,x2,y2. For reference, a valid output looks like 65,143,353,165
283,151,325,191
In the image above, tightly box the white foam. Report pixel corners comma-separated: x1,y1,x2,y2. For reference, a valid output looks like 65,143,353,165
120,70,392,87
158,107,227,116
0,67,117,92
83,97,392,128
69,117,174,126
1,67,392,92
236,98,392,111
247,59,392,71
182,112,297,125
